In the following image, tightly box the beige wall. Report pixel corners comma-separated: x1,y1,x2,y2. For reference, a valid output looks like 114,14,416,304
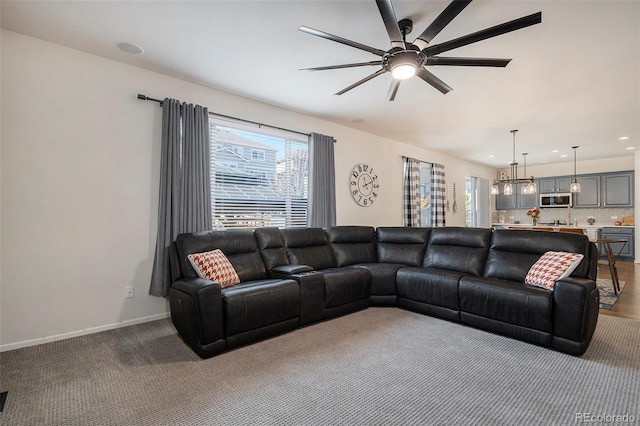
0,30,496,349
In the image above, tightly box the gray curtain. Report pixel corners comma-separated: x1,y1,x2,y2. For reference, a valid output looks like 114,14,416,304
402,157,421,227
308,132,336,227
149,98,212,297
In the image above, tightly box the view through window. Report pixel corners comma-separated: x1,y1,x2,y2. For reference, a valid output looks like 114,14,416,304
209,122,308,229
419,163,433,227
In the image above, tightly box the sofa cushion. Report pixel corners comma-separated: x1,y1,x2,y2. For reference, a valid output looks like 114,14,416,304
187,249,240,288
355,263,404,297
423,227,492,276
459,276,553,332
321,268,370,308
376,227,431,266
282,228,334,270
484,229,590,282
396,267,462,311
525,251,584,290
325,226,377,267
255,227,289,270
222,279,300,337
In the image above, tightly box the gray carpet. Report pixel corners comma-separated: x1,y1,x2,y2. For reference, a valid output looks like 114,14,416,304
1,308,639,425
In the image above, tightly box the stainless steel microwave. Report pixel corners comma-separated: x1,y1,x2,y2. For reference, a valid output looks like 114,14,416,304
540,193,572,208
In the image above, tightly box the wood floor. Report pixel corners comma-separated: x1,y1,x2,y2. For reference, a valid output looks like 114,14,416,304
598,260,640,321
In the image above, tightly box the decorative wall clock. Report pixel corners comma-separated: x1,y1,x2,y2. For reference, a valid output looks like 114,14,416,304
350,163,379,207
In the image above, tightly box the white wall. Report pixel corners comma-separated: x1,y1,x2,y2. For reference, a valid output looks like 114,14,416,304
0,30,496,349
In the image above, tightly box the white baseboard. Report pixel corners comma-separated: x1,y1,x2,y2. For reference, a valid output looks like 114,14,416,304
0,312,171,352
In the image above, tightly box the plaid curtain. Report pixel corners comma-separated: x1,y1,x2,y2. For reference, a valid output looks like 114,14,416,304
431,163,446,227
402,157,421,227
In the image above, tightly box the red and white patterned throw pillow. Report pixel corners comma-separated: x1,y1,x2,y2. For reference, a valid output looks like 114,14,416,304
187,249,240,288
525,251,584,290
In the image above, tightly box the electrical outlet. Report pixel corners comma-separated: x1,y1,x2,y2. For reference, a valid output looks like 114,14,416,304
610,216,618,220
125,286,134,299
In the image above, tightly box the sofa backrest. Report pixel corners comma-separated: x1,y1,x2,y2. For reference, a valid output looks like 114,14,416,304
376,227,431,266
174,230,267,282
423,227,492,276
254,227,289,271
484,229,592,282
282,228,334,270
325,226,377,267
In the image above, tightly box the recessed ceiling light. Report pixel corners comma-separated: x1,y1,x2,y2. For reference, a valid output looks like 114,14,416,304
560,154,568,158
626,146,635,150
117,42,144,55
619,136,630,140
552,150,559,153
540,161,551,164
488,154,495,158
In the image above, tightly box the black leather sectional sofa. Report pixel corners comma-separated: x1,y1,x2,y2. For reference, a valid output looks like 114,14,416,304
169,226,599,358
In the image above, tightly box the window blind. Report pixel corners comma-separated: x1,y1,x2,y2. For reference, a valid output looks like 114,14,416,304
209,123,308,230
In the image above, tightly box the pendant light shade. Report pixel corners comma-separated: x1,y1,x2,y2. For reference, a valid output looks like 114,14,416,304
503,182,513,196
570,146,581,193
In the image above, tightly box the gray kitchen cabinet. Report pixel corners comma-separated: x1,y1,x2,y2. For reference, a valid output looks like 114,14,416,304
495,192,516,210
603,171,634,207
573,175,600,208
599,226,634,261
495,182,538,210
516,183,538,209
539,176,571,193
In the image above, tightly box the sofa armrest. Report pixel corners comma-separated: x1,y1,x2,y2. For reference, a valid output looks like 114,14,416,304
553,277,599,349
269,269,325,325
272,264,314,274
169,278,225,352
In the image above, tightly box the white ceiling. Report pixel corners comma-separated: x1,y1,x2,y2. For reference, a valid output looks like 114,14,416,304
2,0,639,168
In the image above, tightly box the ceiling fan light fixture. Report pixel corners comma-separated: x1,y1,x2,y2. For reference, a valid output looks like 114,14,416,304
392,63,416,79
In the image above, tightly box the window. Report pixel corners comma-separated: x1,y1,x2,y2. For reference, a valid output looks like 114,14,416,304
419,163,433,227
465,176,491,227
210,122,308,229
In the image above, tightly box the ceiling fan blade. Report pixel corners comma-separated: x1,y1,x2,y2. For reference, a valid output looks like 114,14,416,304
416,67,452,94
413,0,473,51
426,56,511,67
299,26,386,57
387,79,401,102
300,61,383,71
423,12,542,56
375,0,405,49
335,69,387,96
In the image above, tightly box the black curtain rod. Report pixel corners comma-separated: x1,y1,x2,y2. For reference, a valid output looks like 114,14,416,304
402,155,432,165
137,94,311,138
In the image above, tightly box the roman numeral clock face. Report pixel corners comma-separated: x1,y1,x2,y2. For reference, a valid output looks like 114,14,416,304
350,163,379,207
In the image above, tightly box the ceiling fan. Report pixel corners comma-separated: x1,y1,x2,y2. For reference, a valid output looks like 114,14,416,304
299,0,542,101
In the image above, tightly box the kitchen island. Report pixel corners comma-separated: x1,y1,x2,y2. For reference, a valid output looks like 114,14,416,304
492,224,635,261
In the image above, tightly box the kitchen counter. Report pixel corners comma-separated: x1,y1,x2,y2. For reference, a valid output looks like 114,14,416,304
492,223,634,229
491,223,634,242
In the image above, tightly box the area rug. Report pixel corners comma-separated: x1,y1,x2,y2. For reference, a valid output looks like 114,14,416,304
597,278,626,309
1,309,638,425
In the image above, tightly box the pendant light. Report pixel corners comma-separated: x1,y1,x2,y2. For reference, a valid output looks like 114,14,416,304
491,130,536,195
570,146,581,193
